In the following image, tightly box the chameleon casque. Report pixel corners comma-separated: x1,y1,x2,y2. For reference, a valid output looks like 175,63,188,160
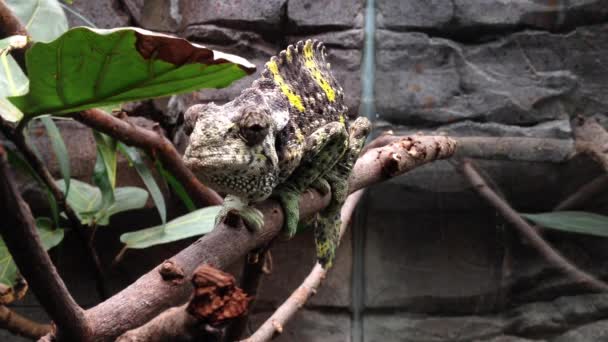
183,40,370,268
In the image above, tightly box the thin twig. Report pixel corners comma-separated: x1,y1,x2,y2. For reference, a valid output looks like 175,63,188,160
225,244,272,341
241,190,365,342
74,109,223,207
460,158,608,292
0,145,91,341
78,135,456,342
0,118,109,299
554,174,608,211
0,305,51,340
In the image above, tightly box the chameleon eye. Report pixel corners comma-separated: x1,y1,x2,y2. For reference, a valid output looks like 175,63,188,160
239,110,270,146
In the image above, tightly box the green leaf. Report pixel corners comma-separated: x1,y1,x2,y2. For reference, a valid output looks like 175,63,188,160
0,217,64,287
120,206,221,249
6,0,68,43
522,211,608,238
156,160,196,212
97,187,149,226
9,27,256,117
119,143,166,224
57,179,148,226
93,131,117,215
40,116,70,196
0,36,29,122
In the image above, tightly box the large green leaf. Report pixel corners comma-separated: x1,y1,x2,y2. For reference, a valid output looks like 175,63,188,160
40,116,71,195
0,217,64,287
119,143,166,224
522,211,608,238
57,179,148,226
120,206,221,249
6,0,68,43
9,27,256,117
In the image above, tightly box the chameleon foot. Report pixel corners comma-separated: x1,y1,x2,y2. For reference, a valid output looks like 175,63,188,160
314,215,340,269
310,177,331,196
274,187,301,239
216,195,264,231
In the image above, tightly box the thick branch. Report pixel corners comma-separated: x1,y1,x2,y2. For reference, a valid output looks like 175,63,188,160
81,135,456,341
0,305,51,340
0,145,91,341
363,134,573,163
74,109,222,207
460,159,608,292
117,264,251,341
242,190,365,342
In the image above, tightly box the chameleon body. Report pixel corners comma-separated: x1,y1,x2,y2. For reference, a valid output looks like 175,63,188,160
183,40,370,268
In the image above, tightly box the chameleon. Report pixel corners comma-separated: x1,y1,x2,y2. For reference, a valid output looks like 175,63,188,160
183,39,370,269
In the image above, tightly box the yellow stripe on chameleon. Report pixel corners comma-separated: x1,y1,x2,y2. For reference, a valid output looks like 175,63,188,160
303,41,336,103
267,60,305,112
339,115,345,124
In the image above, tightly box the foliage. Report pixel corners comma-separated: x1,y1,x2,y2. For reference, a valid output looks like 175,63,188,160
0,218,64,288
9,26,255,117
120,206,221,249
57,179,148,226
522,211,608,238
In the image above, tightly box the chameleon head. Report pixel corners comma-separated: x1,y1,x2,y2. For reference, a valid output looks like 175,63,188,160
182,101,280,201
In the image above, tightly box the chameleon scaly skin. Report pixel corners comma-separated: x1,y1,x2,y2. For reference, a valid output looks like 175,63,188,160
183,40,370,268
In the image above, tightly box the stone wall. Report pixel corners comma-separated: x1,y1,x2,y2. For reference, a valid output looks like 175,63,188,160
4,1,608,341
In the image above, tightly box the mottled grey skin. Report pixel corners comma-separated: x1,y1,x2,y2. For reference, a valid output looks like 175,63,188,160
183,40,370,268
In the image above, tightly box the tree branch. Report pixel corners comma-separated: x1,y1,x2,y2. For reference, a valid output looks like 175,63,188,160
0,305,51,340
0,145,91,341
242,189,365,342
0,118,109,300
116,264,250,342
460,158,608,292
553,174,608,211
224,244,272,341
74,109,223,207
77,134,455,341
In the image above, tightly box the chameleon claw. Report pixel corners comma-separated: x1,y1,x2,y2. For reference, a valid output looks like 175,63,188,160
215,195,265,232
275,188,301,239
310,178,331,196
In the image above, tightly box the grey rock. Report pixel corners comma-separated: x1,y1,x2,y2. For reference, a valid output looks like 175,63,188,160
477,337,544,342
139,0,183,32
551,319,608,342
122,0,144,24
249,309,350,342
255,228,352,308
364,210,505,313
180,0,286,33
287,0,364,32
364,313,507,342
376,29,579,125
376,0,608,33
64,0,130,28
